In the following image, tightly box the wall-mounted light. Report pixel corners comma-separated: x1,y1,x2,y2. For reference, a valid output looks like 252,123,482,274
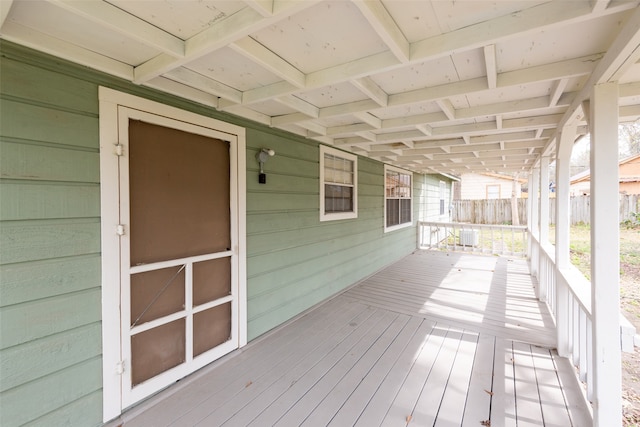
256,148,275,184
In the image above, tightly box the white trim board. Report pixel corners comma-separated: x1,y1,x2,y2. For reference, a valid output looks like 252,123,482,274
99,87,247,422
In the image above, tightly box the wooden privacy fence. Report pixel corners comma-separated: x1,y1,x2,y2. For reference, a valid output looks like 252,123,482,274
452,194,640,225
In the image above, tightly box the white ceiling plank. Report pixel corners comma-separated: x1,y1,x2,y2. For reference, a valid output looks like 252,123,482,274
351,77,389,106
411,1,627,61
498,54,602,87
484,44,497,89
620,81,640,98
352,0,410,63
591,0,611,13
381,112,448,130
327,122,374,137
244,0,273,17
230,37,306,88
271,112,312,127
306,50,399,88
471,131,537,144
276,95,320,118
436,99,456,120
353,112,382,129
0,21,133,80
134,1,321,83
620,104,640,120
319,99,381,118
0,0,14,28
417,124,433,136
45,0,184,57
550,7,640,150
146,77,219,108
243,81,299,105
296,120,327,136
220,103,271,126
355,131,378,141
549,78,569,107
164,67,242,103
496,115,503,130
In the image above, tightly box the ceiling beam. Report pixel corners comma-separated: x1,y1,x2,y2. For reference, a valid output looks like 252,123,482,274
45,0,185,57
133,1,321,83
230,37,306,88
351,77,389,106
544,5,640,158
484,44,497,89
0,0,14,28
163,67,242,103
0,21,133,80
353,0,410,63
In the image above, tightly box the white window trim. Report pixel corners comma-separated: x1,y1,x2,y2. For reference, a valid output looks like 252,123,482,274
384,164,413,232
319,145,358,221
439,180,446,217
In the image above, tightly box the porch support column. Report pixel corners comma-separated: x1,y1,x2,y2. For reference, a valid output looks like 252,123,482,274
529,167,540,278
537,156,550,301
590,82,621,426
555,125,575,358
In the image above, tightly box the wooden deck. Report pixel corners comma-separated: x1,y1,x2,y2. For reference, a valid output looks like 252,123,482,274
112,251,591,427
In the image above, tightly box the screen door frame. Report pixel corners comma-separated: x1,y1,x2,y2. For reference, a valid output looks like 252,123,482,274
99,88,247,422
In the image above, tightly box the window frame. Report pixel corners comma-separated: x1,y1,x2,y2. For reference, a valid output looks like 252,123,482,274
439,180,446,216
486,184,501,199
319,145,358,222
384,164,413,232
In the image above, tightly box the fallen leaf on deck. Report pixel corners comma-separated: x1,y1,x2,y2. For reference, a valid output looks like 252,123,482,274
406,415,412,424
480,420,491,426
484,389,494,396
245,381,252,388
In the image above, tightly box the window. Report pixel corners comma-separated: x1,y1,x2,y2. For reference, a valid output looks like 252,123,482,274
320,145,357,221
487,184,500,199
439,181,446,216
385,165,412,232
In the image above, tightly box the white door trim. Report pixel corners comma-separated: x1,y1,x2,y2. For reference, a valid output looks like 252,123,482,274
99,87,247,422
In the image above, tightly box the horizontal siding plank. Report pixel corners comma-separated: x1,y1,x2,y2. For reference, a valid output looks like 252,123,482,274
23,390,102,427
0,142,100,182
0,288,101,348
0,255,100,307
0,322,101,392
0,99,98,149
0,219,101,265
0,181,100,220
0,357,102,427
0,57,98,114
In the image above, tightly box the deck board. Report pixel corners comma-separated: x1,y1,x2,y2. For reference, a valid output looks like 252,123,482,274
113,251,591,427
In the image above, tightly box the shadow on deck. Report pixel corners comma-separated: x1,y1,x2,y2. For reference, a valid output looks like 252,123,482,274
110,250,592,427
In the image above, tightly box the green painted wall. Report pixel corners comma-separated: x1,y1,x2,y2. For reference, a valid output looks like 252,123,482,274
0,41,449,426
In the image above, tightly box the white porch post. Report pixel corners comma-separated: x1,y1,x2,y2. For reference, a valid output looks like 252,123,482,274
555,126,575,358
537,156,550,301
529,167,540,278
590,82,621,426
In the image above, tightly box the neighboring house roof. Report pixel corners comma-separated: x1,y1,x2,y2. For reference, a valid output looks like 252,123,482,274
570,153,640,184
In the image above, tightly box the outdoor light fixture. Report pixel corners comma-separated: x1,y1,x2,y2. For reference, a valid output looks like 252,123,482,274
256,148,275,184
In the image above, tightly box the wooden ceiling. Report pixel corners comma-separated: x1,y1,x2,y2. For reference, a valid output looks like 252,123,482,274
2,0,639,176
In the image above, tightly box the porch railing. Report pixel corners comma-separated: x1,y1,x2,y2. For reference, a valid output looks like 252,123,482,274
533,233,636,406
417,221,527,257
418,221,635,410
533,234,595,402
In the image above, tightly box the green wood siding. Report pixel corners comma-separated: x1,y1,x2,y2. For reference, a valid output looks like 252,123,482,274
0,41,436,426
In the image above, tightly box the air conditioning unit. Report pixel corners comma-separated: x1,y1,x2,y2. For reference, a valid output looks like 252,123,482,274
459,229,479,246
